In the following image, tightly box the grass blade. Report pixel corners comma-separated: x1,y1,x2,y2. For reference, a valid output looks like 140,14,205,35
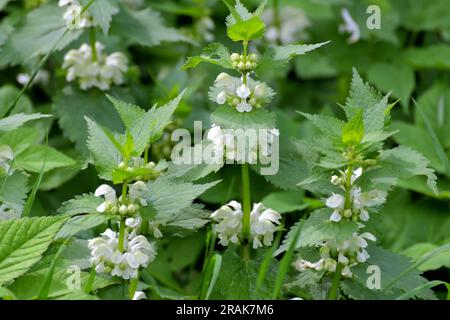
395,280,447,300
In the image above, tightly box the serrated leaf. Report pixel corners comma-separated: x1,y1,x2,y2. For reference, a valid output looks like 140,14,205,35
0,216,67,285
111,6,192,47
13,145,76,173
402,242,450,272
0,171,28,216
0,4,82,67
182,43,233,70
79,0,119,34
342,109,364,145
227,15,265,42
380,146,438,194
56,213,109,239
298,112,344,139
57,193,102,216
106,94,145,130
0,113,51,132
85,117,122,180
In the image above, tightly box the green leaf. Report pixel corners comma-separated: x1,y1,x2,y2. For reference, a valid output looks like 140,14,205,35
182,43,233,70
52,88,125,155
380,146,438,194
105,95,145,130
79,0,119,34
0,113,51,132
298,112,344,139
56,213,109,239
262,190,307,214
402,242,450,272
0,4,82,67
342,109,364,145
111,6,192,47
0,171,28,216
129,90,185,155
0,216,67,285
367,63,415,110
403,45,450,70
57,193,102,216
0,127,40,155
0,85,33,117
211,247,277,299
211,105,276,130
13,145,76,173
85,117,122,180
227,15,265,42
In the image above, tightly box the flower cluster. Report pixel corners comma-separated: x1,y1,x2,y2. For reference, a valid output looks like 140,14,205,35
125,216,163,239
88,228,156,280
211,201,281,249
0,145,14,176
209,73,275,113
230,52,258,72
294,232,376,278
262,6,310,45
62,42,128,91
94,181,147,217
117,158,162,182
294,168,384,278
207,124,279,163
59,0,93,29
326,168,387,223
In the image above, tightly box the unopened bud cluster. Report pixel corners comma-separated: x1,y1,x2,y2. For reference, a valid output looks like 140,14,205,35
230,52,258,72
117,157,161,182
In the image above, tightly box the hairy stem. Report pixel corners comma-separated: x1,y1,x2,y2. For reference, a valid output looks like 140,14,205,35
344,165,353,210
328,263,343,300
118,219,126,253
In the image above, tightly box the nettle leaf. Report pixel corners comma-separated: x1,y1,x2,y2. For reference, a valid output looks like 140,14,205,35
182,43,233,70
8,267,116,300
0,113,51,132
275,208,359,255
256,42,330,78
0,4,82,67
224,0,267,27
111,5,192,47
56,213,109,239
0,171,28,215
13,145,76,173
0,216,68,285
52,88,125,155
227,15,265,42
57,193,102,216
85,117,122,180
79,0,119,34
342,110,364,145
379,146,438,194
161,204,211,237
348,246,436,300
105,95,145,129
165,161,224,182
0,127,40,155
298,112,344,140
211,247,277,299
142,176,219,223
211,105,276,130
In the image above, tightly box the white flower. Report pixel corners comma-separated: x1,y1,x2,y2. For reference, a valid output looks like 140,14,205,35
339,8,360,44
63,3,93,29
0,145,14,176
236,84,251,99
359,209,370,222
250,203,281,249
211,200,243,246
148,221,163,238
133,291,146,300
236,101,252,113
62,42,128,91
350,167,363,184
129,181,148,206
216,91,227,104
88,228,156,280
0,203,19,221
326,193,345,222
94,184,118,213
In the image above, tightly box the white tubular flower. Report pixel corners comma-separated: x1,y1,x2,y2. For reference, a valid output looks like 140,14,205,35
211,201,243,247
133,291,146,300
62,42,128,91
250,203,281,249
355,189,387,208
236,101,252,113
339,8,360,44
0,203,19,221
94,184,118,213
148,221,163,238
236,84,251,99
88,228,156,280
129,181,148,206
325,193,345,222
216,91,227,104
207,125,236,161
0,145,14,176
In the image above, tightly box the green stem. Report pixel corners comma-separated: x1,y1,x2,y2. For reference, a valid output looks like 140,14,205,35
241,163,251,241
129,274,139,299
273,0,282,45
89,28,97,62
118,218,126,252
84,266,96,294
122,183,128,204
242,41,248,85
344,165,353,210
328,263,343,300
144,147,149,164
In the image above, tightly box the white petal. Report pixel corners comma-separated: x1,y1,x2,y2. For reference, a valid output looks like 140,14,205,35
236,84,251,99
133,291,146,300
326,193,345,209
329,210,342,222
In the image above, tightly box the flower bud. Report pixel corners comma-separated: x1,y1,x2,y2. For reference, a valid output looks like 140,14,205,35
249,53,258,61
110,206,118,214
119,205,128,215
127,204,137,214
237,62,244,69
331,175,340,185
216,72,231,83
230,53,240,61
245,61,253,70
118,161,126,169
343,209,352,218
